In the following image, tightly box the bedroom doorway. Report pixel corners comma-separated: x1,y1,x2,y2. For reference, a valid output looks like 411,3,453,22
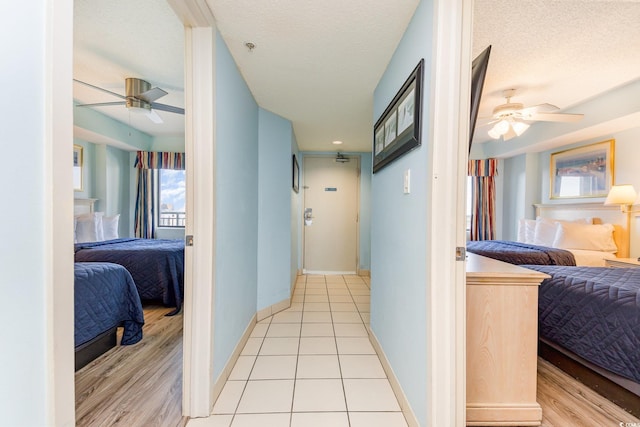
303,156,360,274
71,1,189,425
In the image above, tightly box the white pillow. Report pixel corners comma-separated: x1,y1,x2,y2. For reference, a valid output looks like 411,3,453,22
533,219,558,247
102,214,120,240
532,217,594,247
552,222,618,253
75,212,103,243
94,212,105,241
517,219,536,244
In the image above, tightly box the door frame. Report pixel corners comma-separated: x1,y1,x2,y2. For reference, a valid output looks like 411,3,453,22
301,154,361,275
427,0,472,425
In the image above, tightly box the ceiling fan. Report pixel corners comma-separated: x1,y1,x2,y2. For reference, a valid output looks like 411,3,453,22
484,89,584,140
74,77,184,124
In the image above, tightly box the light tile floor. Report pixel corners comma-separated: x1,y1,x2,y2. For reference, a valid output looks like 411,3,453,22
188,274,408,427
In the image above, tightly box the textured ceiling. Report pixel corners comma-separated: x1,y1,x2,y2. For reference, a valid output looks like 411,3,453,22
207,0,419,152
73,0,185,138
472,0,640,145
74,0,640,153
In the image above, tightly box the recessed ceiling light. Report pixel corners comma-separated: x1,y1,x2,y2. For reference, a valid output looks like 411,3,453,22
332,140,343,145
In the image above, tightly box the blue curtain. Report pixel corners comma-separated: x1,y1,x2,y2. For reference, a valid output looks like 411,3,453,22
134,168,156,238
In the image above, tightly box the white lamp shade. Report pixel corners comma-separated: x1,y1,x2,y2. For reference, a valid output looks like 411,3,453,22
511,121,529,136
604,184,637,205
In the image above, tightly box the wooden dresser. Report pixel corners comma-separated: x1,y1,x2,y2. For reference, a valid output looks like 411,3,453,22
466,253,549,426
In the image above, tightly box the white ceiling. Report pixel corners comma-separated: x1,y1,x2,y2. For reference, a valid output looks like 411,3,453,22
74,0,640,153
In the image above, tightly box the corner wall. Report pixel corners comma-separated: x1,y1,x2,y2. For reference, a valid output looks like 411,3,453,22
371,1,433,424
213,33,260,381
257,108,294,311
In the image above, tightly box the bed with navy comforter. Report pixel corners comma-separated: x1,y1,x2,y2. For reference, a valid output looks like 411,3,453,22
524,265,640,384
75,262,144,348
74,238,184,314
466,240,576,266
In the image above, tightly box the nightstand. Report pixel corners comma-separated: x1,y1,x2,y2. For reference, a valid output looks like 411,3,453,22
605,258,640,268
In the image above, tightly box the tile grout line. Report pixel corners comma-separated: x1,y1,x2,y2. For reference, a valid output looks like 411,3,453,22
332,274,352,427
289,274,306,427
225,315,271,424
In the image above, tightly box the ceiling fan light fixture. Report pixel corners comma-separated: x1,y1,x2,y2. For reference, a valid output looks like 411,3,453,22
487,126,502,139
511,121,529,136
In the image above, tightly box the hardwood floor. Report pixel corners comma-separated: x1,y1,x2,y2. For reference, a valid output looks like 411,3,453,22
75,306,638,427
538,357,639,427
75,305,185,427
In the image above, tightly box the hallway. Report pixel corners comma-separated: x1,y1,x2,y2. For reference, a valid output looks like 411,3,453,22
188,274,408,427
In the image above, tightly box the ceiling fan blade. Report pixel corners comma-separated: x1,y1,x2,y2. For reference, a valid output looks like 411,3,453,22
528,112,584,122
137,87,168,103
76,101,126,108
146,109,163,124
520,103,559,115
151,102,185,115
73,79,126,100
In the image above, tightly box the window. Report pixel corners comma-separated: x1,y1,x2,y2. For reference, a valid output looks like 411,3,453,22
158,169,186,227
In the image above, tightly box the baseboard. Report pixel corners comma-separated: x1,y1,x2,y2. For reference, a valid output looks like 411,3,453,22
368,328,419,427
303,270,357,275
256,297,291,322
357,269,370,277
211,313,257,407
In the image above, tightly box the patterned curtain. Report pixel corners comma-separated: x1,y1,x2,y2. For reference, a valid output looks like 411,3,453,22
468,158,498,241
134,151,185,238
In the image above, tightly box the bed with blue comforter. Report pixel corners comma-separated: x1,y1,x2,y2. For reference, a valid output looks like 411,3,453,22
467,240,576,266
524,265,640,384
75,238,184,314
75,262,144,351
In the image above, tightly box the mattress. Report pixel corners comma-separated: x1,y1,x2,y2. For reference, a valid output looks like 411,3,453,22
466,240,576,266
74,262,144,347
524,265,640,383
569,249,618,267
75,238,184,313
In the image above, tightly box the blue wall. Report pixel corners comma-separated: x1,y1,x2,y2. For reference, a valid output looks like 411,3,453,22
499,126,640,253
258,108,294,310
213,33,260,381
359,154,372,271
291,133,301,286
371,1,433,424
73,139,96,200
72,140,132,237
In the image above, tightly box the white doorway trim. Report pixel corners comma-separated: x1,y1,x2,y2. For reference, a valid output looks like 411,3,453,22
428,0,471,426
182,26,217,417
167,0,218,417
48,0,75,424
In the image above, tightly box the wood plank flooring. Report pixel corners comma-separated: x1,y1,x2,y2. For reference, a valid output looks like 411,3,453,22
538,357,639,427
75,305,185,427
75,305,638,427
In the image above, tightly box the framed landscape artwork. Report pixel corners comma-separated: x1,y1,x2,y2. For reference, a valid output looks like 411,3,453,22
550,139,614,199
73,144,83,191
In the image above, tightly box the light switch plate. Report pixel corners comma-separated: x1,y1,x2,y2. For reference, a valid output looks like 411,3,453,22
404,169,410,194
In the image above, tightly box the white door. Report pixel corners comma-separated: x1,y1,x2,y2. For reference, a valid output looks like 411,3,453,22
303,156,359,274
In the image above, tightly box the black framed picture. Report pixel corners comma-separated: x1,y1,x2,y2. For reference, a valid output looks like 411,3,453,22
373,59,424,173
292,154,300,193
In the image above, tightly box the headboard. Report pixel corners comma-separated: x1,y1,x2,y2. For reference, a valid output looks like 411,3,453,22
534,203,629,258
74,198,97,216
